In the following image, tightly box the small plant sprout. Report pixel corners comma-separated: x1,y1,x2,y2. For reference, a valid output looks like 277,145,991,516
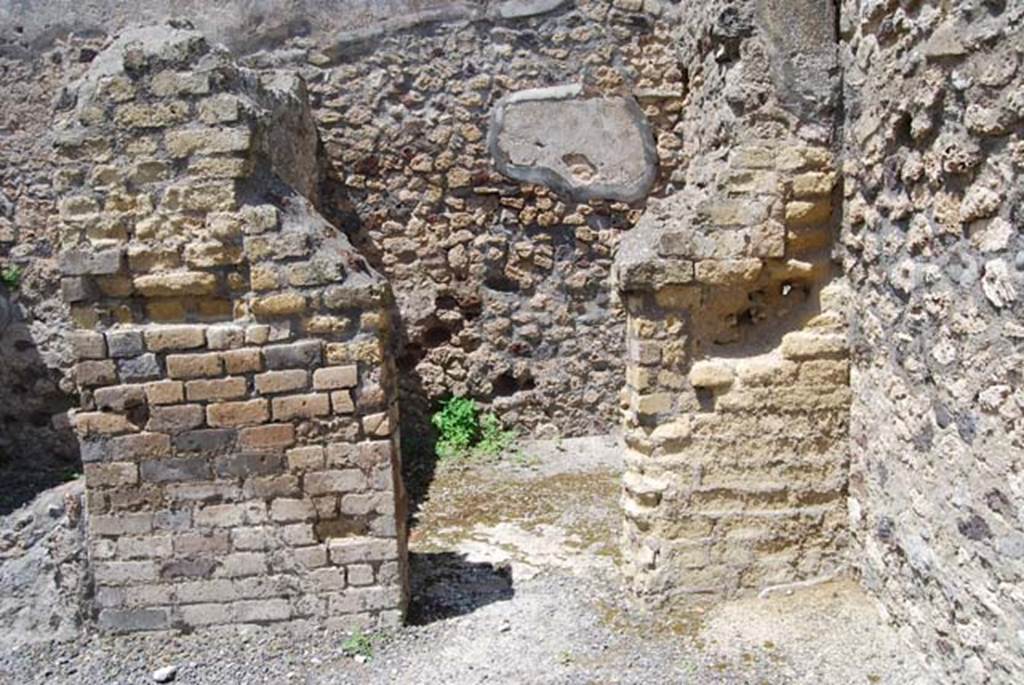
0,264,22,290
341,629,375,660
430,395,516,462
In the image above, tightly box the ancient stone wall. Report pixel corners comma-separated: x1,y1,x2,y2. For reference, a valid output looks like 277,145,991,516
1,1,688,473
839,1,1024,680
56,26,407,632
613,0,851,603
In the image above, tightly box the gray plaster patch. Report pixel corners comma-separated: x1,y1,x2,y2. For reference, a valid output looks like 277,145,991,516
493,0,567,19
488,84,658,202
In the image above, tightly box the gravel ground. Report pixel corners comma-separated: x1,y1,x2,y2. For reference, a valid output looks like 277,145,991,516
0,435,932,684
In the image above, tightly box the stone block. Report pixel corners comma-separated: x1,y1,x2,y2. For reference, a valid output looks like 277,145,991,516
147,404,205,433
175,579,240,604
94,560,159,585
361,411,391,437
689,361,735,389
194,502,262,528
72,330,107,359
94,384,146,412
213,451,284,479
347,564,375,586
243,474,300,498
84,462,139,488
798,359,850,385
116,534,173,559
633,393,672,416
792,172,836,198
166,353,223,379
153,509,193,531
281,523,316,546
255,370,308,395
186,377,248,401
144,380,185,405
784,199,832,227
232,599,290,623
697,199,769,227
62,276,96,303
231,527,275,551
780,332,848,360
749,221,786,258
145,325,207,351
214,553,267,578
287,446,325,471
90,513,154,536
238,424,295,450
252,292,307,317
181,603,232,627
293,546,329,569
354,441,392,469
312,365,357,390
109,432,172,460
305,469,368,496
271,393,330,421
330,391,355,414
263,340,322,369
328,586,401,614
118,354,162,382
270,498,316,522
114,102,189,128
165,127,252,158
75,360,119,387
694,259,763,285
340,493,379,516
173,428,237,453
161,558,218,580
198,95,241,124
98,608,169,633
60,248,123,276
134,271,218,297
140,457,211,483
206,325,245,350
173,531,231,556
222,348,263,374
75,411,138,436
207,399,269,428
735,357,799,387
105,330,145,358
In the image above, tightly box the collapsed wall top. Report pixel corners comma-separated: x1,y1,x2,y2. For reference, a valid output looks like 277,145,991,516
53,23,409,634
54,23,388,330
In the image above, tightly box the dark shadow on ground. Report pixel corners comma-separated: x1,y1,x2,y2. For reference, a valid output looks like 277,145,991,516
0,289,81,516
406,551,514,626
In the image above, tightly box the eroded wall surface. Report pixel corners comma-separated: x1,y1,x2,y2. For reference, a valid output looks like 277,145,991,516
613,0,851,603
840,1,1024,680
57,26,408,632
1,1,691,472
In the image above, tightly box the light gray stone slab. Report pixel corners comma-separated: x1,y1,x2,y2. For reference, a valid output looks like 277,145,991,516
488,84,658,202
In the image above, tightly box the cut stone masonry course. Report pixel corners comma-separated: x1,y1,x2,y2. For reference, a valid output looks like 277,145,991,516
56,26,408,634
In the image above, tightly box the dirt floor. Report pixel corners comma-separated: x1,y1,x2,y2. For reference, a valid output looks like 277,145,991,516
0,435,933,684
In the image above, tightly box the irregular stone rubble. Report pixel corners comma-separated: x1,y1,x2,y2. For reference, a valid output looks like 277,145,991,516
840,2,1024,681
54,26,408,633
2,1,691,465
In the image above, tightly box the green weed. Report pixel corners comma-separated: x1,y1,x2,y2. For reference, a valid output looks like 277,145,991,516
341,629,375,659
0,264,22,289
431,396,516,462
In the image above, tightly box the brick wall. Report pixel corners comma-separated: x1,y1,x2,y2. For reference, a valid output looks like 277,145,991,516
56,26,408,633
612,0,849,603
